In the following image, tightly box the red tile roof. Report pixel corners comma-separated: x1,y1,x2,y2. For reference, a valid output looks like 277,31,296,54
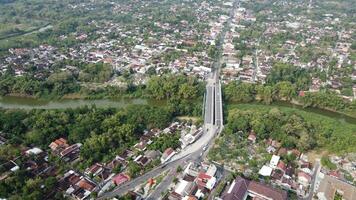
112,173,130,186
298,171,312,182
223,177,287,200
277,161,286,171
77,178,96,191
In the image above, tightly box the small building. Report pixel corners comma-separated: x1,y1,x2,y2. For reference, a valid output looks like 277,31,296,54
49,138,69,153
277,160,286,172
259,165,273,177
161,148,176,163
196,172,216,190
25,147,43,156
174,180,196,197
270,155,280,169
112,173,130,186
297,171,311,186
85,163,104,177
222,176,287,200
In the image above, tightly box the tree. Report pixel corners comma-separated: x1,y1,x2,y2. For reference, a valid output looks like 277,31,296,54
256,85,272,104
127,162,141,178
273,81,296,101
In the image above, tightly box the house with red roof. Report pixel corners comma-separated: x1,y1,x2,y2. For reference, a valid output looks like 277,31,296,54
297,171,311,186
196,172,216,190
112,173,130,186
49,138,69,153
277,160,286,172
161,147,176,163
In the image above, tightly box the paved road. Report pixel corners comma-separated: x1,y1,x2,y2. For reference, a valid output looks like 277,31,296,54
98,126,218,199
98,1,240,199
98,154,193,200
146,168,175,200
205,84,214,125
215,80,223,127
301,160,320,200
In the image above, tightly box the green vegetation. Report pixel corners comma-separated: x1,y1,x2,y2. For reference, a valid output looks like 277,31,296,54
0,72,204,102
78,62,113,83
227,104,356,153
224,81,356,117
0,172,60,200
321,156,337,170
0,100,199,198
334,192,343,200
148,133,181,153
146,74,204,100
266,62,311,90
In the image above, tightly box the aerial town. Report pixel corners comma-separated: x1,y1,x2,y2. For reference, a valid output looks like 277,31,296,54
0,0,355,200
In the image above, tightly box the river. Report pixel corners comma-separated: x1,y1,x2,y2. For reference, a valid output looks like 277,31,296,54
1,96,355,124
0,96,164,110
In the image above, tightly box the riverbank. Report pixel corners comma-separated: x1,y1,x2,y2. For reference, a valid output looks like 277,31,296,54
226,103,356,153
0,96,165,110
227,101,356,124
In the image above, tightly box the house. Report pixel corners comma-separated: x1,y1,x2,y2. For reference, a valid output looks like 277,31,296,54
271,169,284,181
161,148,176,163
270,155,280,169
60,143,82,162
184,162,201,177
25,147,43,156
297,171,311,186
328,170,341,179
277,160,286,172
266,145,276,153
196,172,216,190
116,149,134,161
222,176,288,200
259,165,273,177
85,163,104,177
107,156,127,171
134,141,147,151
134,155,150,166
174,180,197,197
70,178,97,200
49,138,69,153
58,170,97,200
112,173,130,186
317,173,356,200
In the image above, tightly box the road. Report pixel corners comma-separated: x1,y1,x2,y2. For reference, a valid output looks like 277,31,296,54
301,160,320,200
146,168,176,200
98,126,219,199
98,1,240,199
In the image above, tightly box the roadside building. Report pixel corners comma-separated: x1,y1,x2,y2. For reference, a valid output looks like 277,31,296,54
222,176,288,200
